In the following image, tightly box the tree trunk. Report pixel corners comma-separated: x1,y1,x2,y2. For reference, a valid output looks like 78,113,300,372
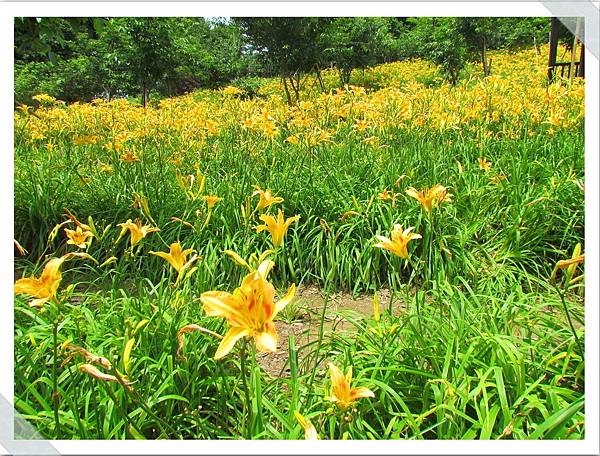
533,34,540,55
339,68,351,87
282,75,292,105
288,75,300,103
290,76,300,103
481,37,489,76
450,69,458,86
141,83,148,108
315,64,326,92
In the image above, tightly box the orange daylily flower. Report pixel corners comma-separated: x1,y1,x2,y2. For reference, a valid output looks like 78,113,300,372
327,363,374,410
150,242,196,273
14,256,67,308
65,226,94,249
256,209,300,248
118,219,160,247
200,271,296,359
252,186,284,211
374,224,422,259
406,184,452,213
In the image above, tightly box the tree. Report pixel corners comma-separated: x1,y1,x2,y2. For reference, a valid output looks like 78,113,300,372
235,17,330,104
400,18,467,86
14,17,106,63
320,17,395,86
456,18,500,76
165,18,248,94
112,18,179,106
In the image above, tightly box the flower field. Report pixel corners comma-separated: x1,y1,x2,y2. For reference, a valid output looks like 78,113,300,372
13,45,585,440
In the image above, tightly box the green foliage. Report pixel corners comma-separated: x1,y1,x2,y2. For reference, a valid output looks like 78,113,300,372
15,17,248,102
415,18,468,85
230,76,267,99
236,17,330,76
320,17,396,86
13,47,585,440
15,17,559,103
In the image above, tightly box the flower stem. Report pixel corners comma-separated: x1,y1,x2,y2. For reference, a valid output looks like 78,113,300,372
240,339,252,439
52,318,61,439
553,283,583,356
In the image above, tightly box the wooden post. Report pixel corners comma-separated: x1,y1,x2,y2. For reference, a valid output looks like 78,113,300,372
578,43,585,78
578,17,585,79
548,17,559,81
569,18,582,82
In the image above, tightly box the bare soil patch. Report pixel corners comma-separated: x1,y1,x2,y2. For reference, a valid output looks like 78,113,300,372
257,286,403,377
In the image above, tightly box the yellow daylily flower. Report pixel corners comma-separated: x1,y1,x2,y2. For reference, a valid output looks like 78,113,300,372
478,157,492,171
294,411,319,440
286,135,300,145
223,249,275,278
150,242,196,273
222,85,242,96
252,186,284,211
204,195,223,210
550,243,585,287
490,173,507,184
327,363,374,410
200,271,296,359
406,184,453,213
119,150,139,163
14,256,67,308
117,219,160,247
64,209,92,232
374,224,422,259
355,119,369,132
256,209,301,248
377,188,394,201
99,162,113,173
65,226,94,249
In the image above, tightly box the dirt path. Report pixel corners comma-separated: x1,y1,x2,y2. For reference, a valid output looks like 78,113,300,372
258,286,401,377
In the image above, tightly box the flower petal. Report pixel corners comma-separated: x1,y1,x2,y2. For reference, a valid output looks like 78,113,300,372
201,291,247,325
294,412,319,440
328,363,345,385
349,386,375,401
14,277,43,297
214,327,250,359
274,283,296,316
254,327,278,353
257,259,275,278
224,250,250,269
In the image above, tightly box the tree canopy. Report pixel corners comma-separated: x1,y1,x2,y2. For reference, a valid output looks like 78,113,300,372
14,16,555,104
